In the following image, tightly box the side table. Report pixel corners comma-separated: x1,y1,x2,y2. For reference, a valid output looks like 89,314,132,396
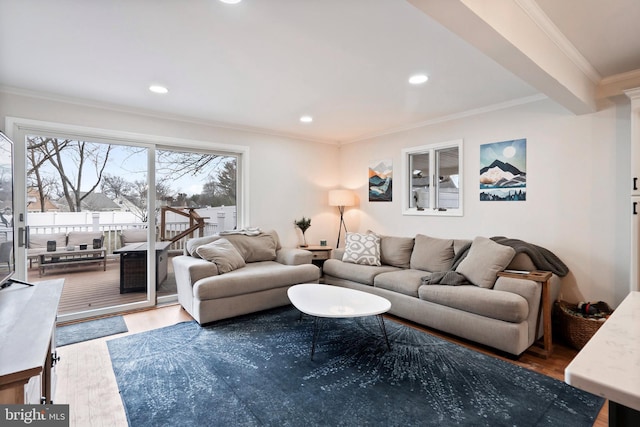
301,245,332,274
497,270,553,358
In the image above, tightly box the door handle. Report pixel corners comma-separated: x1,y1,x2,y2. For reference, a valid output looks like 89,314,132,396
634,202,638,215
18,226,29,247
635,177,638,191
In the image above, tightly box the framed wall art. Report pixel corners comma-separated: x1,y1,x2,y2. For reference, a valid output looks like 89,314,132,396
369,159,392,202
479,138,526,201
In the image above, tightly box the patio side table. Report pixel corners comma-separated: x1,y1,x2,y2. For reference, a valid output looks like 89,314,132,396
113,242,171,293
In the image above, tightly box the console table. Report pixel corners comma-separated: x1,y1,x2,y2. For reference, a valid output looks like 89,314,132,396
0,279,64,404
497,270,553,358
565,291,640,426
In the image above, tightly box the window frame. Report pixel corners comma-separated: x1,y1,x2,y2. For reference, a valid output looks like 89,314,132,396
401,139,464,217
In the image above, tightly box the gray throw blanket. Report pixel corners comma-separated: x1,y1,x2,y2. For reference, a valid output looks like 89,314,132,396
422,236,569,286
422,270,470,286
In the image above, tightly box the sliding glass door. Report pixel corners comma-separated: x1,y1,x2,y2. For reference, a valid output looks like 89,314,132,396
20,132,153,321
154,147,238,304
8,117,247,322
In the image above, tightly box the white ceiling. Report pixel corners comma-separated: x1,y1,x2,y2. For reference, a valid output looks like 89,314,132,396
0,0,639,144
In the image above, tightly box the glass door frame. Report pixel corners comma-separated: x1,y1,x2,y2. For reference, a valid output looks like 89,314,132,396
6,116,250,322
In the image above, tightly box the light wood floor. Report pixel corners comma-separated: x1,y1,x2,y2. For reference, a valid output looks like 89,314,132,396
55,305,608,427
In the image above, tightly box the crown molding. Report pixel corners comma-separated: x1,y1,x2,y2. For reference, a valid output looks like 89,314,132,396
597,69,640,99
341,94,548,145
0,86,338,146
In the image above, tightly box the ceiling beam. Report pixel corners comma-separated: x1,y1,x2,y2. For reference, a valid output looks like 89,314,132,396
408,0,597,114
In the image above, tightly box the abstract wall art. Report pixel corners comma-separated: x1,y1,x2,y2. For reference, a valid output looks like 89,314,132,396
479,139,526,201
369,159,392,202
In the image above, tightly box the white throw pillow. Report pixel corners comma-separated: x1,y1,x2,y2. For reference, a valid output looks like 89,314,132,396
455,236,515,288
196,238,246,274
342,232,381,266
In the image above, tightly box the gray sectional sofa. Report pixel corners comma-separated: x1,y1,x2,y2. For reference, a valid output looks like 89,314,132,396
323,232,566,356
174,229,320,324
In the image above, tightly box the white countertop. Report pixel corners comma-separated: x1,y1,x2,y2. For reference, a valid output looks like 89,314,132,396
565,291,640,411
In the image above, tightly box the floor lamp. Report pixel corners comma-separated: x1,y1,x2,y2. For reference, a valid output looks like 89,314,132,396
328,189,356,248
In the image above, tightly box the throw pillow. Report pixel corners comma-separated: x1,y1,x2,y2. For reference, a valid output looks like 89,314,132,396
186,235,220,258
223,232,278,262
367,231,414,268
455,236,516,288
410,234,455,272
196,238,246,274
28,232,67,250
342,232,381,266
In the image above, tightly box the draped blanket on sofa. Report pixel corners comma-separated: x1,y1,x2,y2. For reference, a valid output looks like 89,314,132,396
424,236,569,286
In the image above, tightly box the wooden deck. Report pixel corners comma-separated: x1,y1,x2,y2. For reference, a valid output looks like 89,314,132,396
27,255,178,315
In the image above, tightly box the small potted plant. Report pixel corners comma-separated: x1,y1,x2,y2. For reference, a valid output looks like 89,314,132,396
294,216,312,247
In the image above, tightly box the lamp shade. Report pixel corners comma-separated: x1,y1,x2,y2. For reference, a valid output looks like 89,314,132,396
328,189,355,207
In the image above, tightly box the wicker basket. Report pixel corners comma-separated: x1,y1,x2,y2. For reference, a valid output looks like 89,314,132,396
555,300,613,350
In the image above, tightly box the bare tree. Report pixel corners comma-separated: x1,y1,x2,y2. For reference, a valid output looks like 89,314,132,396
101,174,132,200
156,151,225,179
27,137,112,212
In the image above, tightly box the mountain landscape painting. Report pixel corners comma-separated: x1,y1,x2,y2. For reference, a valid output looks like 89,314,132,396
479,139,526,201
369,159,392,202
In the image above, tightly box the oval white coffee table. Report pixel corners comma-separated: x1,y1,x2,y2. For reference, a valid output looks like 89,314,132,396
287,284,392,359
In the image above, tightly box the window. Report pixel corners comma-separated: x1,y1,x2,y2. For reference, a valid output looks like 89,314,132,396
402,139,463,216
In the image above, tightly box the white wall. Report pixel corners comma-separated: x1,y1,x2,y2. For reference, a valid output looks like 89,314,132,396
0,91,341,248
339,98,631,306
3,91,632,306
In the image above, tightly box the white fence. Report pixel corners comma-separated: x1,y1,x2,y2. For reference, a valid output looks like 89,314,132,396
26,206,237,254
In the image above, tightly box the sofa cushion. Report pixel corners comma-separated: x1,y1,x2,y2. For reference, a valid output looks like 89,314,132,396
196,238,246,274
374,269,426,297
410,234,455,272
28,232,67,250
342,232,381,266
455,236,516,289
418,284,529,323
454,239,472,256
120,229,148,245
193,261,319,300
507,252,537,271
224,232,278,262
368,231,414,268
186,235,220,258
323,258,399,286
67,231,104,247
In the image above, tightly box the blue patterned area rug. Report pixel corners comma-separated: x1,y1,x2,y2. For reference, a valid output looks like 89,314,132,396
56,315,128,347
107,307,603,427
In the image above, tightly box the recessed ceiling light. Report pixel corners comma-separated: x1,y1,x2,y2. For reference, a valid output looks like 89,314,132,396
149,85,169,94
300,115,313,123
408,74,429,85
219,0,242,4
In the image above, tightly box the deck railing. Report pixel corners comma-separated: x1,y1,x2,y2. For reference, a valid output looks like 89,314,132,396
28,222,219,255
